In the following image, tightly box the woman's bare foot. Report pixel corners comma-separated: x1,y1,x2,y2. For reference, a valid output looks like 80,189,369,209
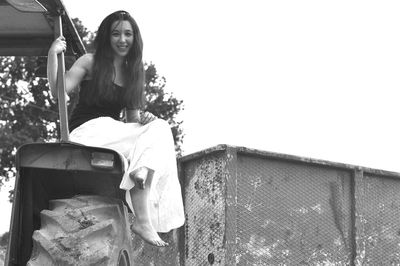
131,220,168,247
128,167,166,246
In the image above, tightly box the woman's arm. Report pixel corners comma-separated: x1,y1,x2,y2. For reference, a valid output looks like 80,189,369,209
47,38,92,99
64,54,93,94
47,37,65,98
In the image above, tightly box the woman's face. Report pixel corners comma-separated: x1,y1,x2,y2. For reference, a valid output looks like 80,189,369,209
110,20,134,58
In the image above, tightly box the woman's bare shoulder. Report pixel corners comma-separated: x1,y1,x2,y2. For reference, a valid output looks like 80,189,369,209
76,53,94,78
77,53,94,67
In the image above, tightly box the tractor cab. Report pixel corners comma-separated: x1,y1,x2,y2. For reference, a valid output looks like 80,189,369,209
1,1,128,264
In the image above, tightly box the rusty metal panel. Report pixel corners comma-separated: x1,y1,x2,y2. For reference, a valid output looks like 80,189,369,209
354,172,400,265
180,145,354,265
225,147,239,265
182,149,229,265
179,145,400,265
235,154,353,265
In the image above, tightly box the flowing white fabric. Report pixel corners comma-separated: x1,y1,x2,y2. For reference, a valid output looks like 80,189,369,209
69,117,185,232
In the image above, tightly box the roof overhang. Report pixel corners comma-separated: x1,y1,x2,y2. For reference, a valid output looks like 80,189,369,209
0,0,86,57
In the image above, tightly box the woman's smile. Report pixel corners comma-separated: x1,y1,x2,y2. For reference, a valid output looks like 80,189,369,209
110,20,133,57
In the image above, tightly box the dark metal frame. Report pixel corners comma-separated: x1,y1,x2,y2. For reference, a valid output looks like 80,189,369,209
0,1,114,265
54,12,69,141
6,142,126,265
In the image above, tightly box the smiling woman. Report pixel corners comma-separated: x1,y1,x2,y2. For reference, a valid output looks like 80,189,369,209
46,10,185,247
110,20,134,58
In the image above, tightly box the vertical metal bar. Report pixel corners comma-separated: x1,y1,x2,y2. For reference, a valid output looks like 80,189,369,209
352,168,365,265
225,146,238,265
349,169,358,266
4,171,21,265
176,158,187,265
54,14,69,141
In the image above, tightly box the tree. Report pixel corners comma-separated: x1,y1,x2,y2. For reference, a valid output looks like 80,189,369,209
71,18,95,53
0,232,9,247
0,18,184,193
144,63,184,155
0,231,8,263
0,57,58,187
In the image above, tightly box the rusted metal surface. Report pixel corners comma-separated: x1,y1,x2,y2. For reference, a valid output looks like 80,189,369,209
354,172,400,265
182,150,228,265
225,147,239,266
236,154,352,265
179,144,400,265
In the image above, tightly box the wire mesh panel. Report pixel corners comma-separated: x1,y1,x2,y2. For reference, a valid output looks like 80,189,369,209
179,145,400,265
354,173,400,265
236,154,353,265
183,150,228,265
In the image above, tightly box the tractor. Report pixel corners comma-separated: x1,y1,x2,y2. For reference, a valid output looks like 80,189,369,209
1,0,138,264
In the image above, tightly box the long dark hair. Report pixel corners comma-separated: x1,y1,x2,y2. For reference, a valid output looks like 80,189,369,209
87,10,145,109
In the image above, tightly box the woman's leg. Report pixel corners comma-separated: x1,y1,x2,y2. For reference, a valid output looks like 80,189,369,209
129,167,168,247
70,118,184,239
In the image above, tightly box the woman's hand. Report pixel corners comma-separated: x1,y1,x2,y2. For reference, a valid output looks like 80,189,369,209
140,111,157,125
47,36,67,99
49,36,66,54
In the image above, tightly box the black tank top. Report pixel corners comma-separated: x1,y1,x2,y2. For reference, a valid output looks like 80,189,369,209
69,80,127,132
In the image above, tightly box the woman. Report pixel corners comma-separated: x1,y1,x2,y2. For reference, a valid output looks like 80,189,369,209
47,10,184,247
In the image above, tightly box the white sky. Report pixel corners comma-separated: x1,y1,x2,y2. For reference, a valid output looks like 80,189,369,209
62,0,400,172
1,0,400,234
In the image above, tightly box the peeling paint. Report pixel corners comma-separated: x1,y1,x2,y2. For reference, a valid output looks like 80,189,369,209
193,157,225,205
311,204,323,214
185,154,226,265
240,234,272,259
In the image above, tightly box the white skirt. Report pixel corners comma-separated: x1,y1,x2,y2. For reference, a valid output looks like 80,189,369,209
69,117,185,232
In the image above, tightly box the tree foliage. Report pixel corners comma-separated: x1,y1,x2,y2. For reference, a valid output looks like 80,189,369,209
144,63,184,155
0,232,9,247
0,57,58,186
71,18,95,53
0,18,184,192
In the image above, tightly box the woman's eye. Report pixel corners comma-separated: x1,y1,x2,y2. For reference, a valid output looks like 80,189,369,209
112,32,120,37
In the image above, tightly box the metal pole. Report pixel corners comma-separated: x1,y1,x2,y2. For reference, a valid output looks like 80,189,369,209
54,13,69,141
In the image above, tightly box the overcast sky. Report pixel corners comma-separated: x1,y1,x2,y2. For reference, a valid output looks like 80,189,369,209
62,0,400,172
1,0,400,234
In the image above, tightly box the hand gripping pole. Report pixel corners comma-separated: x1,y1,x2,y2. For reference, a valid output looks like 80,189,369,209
54,13,69,141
